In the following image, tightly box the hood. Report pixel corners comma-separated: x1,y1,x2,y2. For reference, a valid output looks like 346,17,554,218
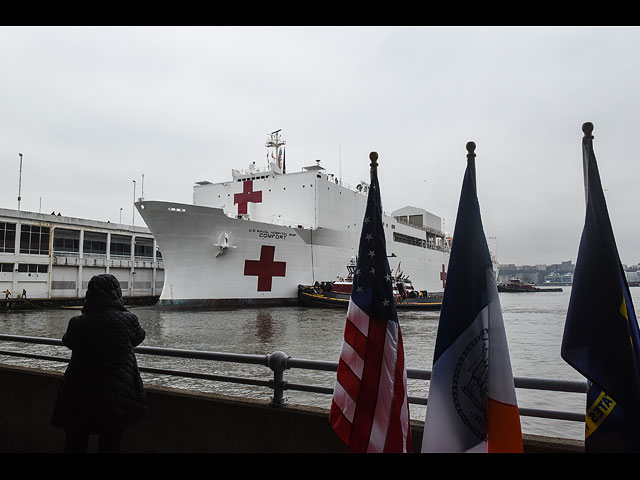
82,274,126,313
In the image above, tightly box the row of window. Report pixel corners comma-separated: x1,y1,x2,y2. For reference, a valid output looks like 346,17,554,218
0,263,48,273
393,232,427,248
0,223,160,258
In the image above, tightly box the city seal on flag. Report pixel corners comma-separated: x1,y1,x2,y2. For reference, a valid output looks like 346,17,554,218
453,328,489,441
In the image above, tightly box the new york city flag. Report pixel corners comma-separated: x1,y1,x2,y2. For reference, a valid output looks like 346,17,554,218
561,123,640,452
422,143,522,453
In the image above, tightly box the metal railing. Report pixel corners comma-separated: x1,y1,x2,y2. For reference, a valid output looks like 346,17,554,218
0,333,587,423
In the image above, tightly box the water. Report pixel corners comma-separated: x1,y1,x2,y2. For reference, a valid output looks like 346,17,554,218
3,286,638,441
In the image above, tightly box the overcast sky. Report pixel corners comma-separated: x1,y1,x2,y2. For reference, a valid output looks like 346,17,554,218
2,26,639,266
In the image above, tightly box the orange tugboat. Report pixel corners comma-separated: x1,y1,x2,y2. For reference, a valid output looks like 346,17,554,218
298,258,443,310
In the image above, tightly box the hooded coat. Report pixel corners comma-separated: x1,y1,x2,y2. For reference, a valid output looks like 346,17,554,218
51,274,149,433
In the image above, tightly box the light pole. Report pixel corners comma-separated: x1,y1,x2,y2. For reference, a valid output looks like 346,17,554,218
120,207,123,225
17,153,23,211
132,180,136,226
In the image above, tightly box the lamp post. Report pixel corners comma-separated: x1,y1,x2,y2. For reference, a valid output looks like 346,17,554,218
132,180,136,226
17,153,23,212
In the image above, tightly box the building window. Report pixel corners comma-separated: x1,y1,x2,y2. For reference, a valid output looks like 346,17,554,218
17,264,48,273
20,225,50,255
0,222,16,253
0,263,14,272
53,228,80,253
134,237,154,258
110,234,131,257
83,231,107,255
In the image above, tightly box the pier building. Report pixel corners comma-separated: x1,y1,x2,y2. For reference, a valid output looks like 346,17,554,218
0,208,163,306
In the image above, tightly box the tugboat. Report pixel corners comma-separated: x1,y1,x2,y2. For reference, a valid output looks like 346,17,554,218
497,278,563,293
297,257,443,310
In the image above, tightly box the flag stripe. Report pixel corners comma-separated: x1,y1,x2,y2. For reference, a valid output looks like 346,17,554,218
347,299,370,336
335,357,361,405
350,315,387,452
368,321,400,452
344,316,368,360
487,398,524,453
378,325,410,452
339,333,365,380
329,399,352,445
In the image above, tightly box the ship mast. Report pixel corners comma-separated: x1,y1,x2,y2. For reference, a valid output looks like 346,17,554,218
266,129,286,173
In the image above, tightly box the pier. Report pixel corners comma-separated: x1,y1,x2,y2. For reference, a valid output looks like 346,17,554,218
0,208,164,304
0,334,585,453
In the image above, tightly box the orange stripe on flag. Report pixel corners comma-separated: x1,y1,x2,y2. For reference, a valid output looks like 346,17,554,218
487,398,523,453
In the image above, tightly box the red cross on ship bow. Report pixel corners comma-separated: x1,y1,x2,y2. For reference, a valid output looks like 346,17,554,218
244,245,286,291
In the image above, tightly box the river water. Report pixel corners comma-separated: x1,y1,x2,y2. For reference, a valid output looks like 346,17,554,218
3,286,637,441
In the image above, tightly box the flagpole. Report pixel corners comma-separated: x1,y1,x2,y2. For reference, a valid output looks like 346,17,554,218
466,141,476,181
582,122,594,206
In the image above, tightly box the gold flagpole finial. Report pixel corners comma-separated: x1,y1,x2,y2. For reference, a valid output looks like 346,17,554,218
370,152,378,168
466,141,476,158
466,141,477,179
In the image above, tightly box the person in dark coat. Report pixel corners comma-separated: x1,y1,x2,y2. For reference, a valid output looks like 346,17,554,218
51,274,149,452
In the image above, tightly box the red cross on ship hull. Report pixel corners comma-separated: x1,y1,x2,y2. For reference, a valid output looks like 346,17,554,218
234,180,262,215
244,245,286,291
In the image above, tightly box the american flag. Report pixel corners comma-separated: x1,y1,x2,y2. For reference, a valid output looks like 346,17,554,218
329,152,412,453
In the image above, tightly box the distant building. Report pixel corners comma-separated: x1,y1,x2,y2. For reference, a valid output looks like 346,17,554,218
497,261,574,285
624,264,640,286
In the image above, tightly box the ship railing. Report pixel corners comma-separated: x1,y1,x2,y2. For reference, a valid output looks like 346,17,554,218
0,333,586,425
392,216,446,238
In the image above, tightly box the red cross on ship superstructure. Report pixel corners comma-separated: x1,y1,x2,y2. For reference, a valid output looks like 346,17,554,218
234,180,262,215
440,264,447,288
244,245,286,291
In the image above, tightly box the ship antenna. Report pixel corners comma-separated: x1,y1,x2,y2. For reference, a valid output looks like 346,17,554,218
266,129,286,172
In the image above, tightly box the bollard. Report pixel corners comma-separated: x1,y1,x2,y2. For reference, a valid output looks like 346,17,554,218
267,351,290,406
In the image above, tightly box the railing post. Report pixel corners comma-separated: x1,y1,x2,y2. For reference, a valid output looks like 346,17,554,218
267,351,290,406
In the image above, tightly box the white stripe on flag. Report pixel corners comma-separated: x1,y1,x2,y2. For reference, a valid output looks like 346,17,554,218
367,320,401,453
486,269,518,406
347,299,370,336
332,299,371,429
332,379,357,423
339,338,365,379
422,307,489,453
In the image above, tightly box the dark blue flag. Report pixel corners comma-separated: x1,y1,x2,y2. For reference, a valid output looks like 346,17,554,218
561,122,640,452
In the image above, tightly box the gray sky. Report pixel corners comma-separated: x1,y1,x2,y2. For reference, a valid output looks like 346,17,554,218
2,26,639,266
